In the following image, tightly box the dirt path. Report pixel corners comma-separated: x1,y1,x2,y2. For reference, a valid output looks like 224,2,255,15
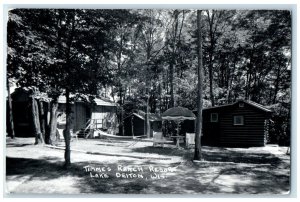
5,138,290,195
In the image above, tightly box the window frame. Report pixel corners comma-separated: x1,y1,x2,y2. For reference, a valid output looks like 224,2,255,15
239,102,244,107
233,115,244,125
210,113,219,123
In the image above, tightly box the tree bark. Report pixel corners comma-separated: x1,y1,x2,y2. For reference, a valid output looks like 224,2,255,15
194,10,203,161
169,62,175,108
131,116,134,137
118,88,124,136
145,95,151,138
64,89,71,168
273,66,281,104
207,10,215,106
6,78,15,139
117,31,124,136
226,58,237,103
169,10,179,108
32,97,44,144
38,100,47,141
49,101,58,144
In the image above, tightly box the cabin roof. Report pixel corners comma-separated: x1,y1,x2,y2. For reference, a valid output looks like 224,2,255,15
201,100,272,113
11,87,117,106
131,110,161,122
57,95,117,106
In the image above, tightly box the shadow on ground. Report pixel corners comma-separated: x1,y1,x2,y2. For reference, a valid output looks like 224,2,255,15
132,146,283,165
5,138,290,194
6,156,221,194
6,143,33,148
202,149,282,165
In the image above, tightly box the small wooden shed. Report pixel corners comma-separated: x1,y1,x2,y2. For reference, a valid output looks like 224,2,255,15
201,100,272,147
57,95,117,132
124,110,162,137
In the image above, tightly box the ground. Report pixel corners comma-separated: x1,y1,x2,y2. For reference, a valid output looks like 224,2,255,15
5,137,290,195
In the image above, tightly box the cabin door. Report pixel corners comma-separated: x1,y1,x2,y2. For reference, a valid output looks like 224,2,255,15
74,103,88,131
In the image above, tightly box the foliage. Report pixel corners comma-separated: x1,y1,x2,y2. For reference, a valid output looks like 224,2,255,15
7,9,291,145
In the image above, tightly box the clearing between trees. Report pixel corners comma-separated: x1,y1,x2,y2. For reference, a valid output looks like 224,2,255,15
6,137,290,195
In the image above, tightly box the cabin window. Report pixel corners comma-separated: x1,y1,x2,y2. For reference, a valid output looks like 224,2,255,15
233,116,244,125
239,102,244,107
210,113,218,122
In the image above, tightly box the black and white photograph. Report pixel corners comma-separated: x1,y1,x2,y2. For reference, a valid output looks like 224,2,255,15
4,5,293,196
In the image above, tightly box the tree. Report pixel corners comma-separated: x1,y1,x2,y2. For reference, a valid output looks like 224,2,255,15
164,10,187,108
6,78,15,139
138,10,165,137
7,9,134,167
194,10,203,161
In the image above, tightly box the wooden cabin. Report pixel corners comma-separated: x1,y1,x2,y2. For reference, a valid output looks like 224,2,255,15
10,88,35,137
201,100,272,147
10,88,117,137
124,110,162,137
57,95,118,133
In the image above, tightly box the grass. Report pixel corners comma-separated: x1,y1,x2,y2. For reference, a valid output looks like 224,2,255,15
5,137,290,195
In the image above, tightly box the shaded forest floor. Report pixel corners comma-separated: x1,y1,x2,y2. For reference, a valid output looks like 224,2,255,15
5,137,290,195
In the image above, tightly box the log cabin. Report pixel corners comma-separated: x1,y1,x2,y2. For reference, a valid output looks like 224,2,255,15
201,100,272,147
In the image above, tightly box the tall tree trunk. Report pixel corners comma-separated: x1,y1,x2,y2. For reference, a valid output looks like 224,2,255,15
169,10,179,108
145,95,151,138
6,78,15,139
194,10,203,161
208,60,214,106
131,116,134,137
145,47,151,138
64,89,71,168
169,62,175,108
118,87,124,136
207,10,215,106
32,97,44,144
226,59,237,103
49,101,58,145
38,101,47,141
63,11,75,168
273,66,281,104
117,32,124,136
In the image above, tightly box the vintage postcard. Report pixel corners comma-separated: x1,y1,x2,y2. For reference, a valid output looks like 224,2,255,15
4,6,292,196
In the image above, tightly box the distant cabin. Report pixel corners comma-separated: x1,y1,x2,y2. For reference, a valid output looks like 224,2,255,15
200,100,272,147
56,95,118,133
124,110,162,137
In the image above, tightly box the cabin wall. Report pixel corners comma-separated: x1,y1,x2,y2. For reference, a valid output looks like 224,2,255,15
124,116,144,136
57,103,117,131
11,101,34,137
181,120,195,135
219,105,267,147
203,104,269,147
133,117,145,136
91,106,116,129
124,115,162,137
10,90,34,137
74,103,88,131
